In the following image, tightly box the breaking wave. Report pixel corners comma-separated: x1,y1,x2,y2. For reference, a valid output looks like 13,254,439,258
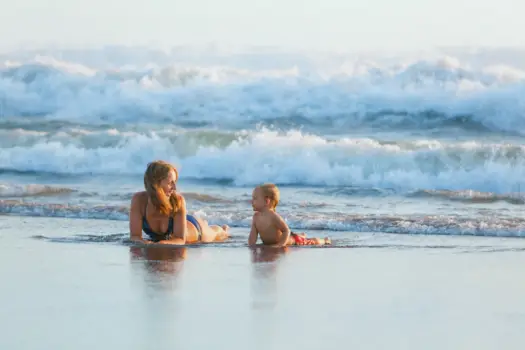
1,128,525,194
1,55,525,134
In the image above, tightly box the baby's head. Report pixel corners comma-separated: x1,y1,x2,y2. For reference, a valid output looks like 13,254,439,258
252,183,280,211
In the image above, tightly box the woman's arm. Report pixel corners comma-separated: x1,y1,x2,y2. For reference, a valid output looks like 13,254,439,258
170,194,188,244
129,192,147,243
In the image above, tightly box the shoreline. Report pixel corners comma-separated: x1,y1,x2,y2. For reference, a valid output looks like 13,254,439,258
4,215,525,250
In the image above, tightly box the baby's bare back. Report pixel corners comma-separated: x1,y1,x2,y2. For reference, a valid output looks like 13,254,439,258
254,211,287,245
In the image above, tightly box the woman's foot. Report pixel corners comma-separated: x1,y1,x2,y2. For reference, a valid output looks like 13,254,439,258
213,225,230,241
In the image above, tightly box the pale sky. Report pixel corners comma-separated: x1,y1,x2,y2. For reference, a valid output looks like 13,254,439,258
2,0,524,51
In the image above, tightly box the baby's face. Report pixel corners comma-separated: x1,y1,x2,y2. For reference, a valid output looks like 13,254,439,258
251,187,267,211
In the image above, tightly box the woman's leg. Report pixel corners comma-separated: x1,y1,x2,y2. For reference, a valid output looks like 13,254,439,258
206,224,230,242
195,218,230,243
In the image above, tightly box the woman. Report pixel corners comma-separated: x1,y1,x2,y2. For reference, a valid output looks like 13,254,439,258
129,160,230,244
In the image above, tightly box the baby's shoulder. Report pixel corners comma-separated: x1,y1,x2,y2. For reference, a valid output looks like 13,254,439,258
252,211,263,221
253,210,281,223
269,210,283,220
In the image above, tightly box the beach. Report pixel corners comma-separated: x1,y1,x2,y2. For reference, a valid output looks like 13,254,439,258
2,46,525,349
2,215,525,350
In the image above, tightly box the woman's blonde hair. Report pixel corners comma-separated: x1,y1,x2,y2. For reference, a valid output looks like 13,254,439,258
143,160,182,216
258,183,280,209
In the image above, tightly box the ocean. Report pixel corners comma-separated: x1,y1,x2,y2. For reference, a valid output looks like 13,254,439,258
1,46,525,240
2,46,525,349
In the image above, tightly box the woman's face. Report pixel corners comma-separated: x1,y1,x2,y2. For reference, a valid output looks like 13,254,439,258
159,169,177,197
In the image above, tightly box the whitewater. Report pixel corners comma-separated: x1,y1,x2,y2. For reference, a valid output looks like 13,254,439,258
2,46,525,239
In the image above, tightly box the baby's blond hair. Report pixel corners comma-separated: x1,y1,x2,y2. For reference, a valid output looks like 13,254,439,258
258,183,280,209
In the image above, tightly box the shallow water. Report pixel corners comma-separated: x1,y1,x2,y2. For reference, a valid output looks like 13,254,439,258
2,216,525,350
2,48,525,239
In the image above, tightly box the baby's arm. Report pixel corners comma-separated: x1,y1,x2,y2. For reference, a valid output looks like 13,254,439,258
248,214,259,246
274,213,291,247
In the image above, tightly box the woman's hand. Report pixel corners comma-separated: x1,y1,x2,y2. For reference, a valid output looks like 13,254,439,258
158,238,186,245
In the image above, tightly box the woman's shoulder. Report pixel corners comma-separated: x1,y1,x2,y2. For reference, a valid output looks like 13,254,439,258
131,191,147,205
175,193,187,212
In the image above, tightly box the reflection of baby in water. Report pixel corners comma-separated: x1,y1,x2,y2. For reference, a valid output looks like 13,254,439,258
250,246,289,310
251,246,289,264
130,246,187,275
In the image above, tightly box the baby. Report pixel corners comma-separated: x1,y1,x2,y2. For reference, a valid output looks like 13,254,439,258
248,183,331,247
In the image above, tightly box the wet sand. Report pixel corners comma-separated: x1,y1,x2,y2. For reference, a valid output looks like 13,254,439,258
1,215,525,350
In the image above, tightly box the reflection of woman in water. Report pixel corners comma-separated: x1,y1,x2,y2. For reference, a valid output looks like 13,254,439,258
130,246,189,295
129,160,230,245
130,246,187,275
